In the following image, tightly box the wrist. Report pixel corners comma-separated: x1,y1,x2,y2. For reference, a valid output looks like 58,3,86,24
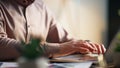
43,42,60,58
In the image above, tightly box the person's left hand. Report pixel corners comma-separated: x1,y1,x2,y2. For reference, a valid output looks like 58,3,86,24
73,40,106,54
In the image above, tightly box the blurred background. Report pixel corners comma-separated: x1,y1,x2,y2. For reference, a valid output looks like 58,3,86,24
43,0,120,48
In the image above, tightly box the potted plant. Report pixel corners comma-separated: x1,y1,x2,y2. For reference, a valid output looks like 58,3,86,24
18,38,49,68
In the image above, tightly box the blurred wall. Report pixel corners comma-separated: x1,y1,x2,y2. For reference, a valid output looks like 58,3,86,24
43,0,108,45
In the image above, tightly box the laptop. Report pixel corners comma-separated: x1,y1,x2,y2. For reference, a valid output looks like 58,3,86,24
104,29,120,67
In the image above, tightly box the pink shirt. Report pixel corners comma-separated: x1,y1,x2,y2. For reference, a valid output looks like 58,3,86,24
0,0,72,60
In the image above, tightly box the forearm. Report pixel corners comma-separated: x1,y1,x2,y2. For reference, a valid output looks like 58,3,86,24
43,42,60,58
0,37,21,61
44,41,76,58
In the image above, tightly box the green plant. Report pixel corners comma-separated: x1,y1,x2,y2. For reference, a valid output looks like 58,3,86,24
21,38,44,60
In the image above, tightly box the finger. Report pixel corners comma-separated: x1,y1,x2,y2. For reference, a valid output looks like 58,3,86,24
82,42,96,52
74,40,95,52
88,42,98,53
76,47,90,54
95,43,102,54
100,44,106,54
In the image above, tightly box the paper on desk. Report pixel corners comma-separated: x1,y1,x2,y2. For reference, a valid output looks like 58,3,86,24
0,62,93,68
50,61,93,68
0,62,18,68
50,54,98,63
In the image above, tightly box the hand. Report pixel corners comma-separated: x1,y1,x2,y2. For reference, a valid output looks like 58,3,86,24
52,40,106,58
73,40,106,54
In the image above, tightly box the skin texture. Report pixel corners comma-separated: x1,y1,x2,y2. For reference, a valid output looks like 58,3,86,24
50,40,106,58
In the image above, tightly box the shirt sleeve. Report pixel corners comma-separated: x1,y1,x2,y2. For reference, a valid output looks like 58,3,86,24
44,5,73,43
0,8,21,61
41,3,74,57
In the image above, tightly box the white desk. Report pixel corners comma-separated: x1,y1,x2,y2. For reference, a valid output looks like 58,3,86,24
0,62,94,68
0,54,98,68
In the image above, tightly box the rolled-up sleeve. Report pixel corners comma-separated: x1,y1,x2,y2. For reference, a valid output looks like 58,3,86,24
45,6,73,43
41,4,73,57
47,23,72,43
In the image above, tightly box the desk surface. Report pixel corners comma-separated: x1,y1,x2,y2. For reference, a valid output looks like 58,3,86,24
0,54,98,68
0,62,94,68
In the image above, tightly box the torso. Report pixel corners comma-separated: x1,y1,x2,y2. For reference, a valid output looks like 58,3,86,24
0,0,50,42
